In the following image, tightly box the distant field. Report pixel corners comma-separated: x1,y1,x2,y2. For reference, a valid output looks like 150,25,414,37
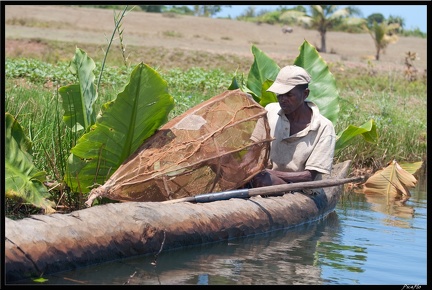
5,5,427,73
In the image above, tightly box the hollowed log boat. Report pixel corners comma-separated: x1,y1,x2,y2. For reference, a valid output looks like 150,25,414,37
5,160,355,283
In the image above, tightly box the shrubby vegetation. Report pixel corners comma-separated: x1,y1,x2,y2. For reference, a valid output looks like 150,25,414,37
72,4,426,39
5,5,426,218
5,51,426,218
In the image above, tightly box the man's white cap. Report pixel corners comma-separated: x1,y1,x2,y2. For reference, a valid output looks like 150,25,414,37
267,65,311,94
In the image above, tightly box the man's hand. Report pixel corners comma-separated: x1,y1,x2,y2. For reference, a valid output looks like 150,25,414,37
251,169,287,187
251,169,318,187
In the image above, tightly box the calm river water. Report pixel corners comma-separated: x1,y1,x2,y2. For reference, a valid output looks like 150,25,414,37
12,179,427,285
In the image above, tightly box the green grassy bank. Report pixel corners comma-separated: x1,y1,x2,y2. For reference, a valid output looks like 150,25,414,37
5,40,427,217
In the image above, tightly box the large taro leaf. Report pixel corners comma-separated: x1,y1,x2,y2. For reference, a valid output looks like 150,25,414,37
293,40,339,124
5,112,56,213
65,63,175,193
335,119,378,154
228,73,255,100
246,45,280,101
259,79,279,106
398,161,424,176
59,47,98,132
362,160,418,198
228,45,279,103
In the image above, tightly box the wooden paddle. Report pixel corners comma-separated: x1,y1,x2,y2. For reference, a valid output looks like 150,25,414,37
162,175,366,204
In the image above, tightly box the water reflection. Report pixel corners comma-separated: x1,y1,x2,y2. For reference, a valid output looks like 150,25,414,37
345,174,427,228
363,193,415,221
24,211,368,285
315,241,367,273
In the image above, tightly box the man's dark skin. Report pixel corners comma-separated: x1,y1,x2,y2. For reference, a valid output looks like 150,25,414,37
252,84,318,187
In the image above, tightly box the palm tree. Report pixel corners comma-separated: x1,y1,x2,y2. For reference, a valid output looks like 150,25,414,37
303,5,359,53
366,21,400,60
193,5,225,17
387,15,405,33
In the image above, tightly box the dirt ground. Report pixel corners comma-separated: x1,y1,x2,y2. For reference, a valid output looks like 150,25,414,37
4,5,427,73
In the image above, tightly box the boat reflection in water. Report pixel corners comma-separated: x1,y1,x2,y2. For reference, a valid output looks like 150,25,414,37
36,211,367,285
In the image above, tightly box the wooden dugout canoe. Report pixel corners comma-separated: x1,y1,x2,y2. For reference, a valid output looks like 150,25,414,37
5,160,353,283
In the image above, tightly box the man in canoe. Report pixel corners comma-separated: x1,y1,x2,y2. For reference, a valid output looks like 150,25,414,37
250,65,336,190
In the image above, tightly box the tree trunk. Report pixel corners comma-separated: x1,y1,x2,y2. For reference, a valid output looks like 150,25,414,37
320,30,327,53
5,161,352,283
375,47,380,60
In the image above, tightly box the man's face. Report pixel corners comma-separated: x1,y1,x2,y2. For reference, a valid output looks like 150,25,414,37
276,86,309,115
